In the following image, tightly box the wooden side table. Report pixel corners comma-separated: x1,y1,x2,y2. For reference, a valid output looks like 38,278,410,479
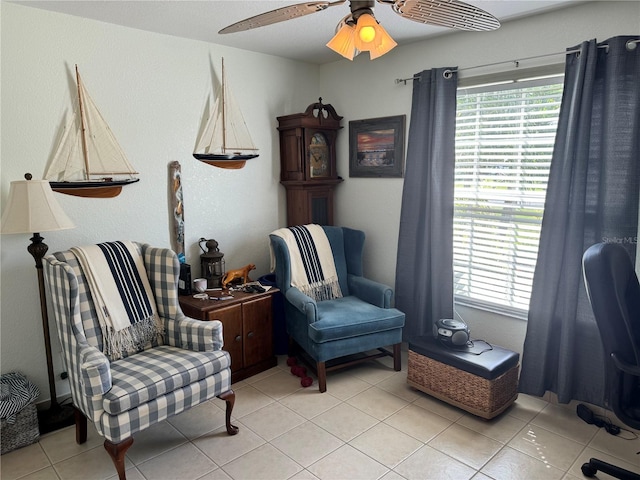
179,289,278,382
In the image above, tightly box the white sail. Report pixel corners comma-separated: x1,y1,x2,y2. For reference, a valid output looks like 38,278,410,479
194,60,258,157
45,112,85,182
45,70,138,182
195,95,223,155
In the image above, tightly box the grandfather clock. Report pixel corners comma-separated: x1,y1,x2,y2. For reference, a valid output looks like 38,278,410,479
277,98,343,226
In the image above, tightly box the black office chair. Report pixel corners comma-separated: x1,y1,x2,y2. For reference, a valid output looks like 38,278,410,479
582,242,640,480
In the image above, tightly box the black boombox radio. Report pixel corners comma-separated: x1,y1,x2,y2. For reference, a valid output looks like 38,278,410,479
433,318,470,346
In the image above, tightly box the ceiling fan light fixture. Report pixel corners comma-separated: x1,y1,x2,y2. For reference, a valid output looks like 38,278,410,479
326,22,357,60
325,3,399,60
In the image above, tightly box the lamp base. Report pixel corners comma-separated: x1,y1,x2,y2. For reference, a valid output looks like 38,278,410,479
37,403,75,434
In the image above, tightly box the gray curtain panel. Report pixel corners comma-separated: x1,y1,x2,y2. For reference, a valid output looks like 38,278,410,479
519,36,640,407
395,68,457,340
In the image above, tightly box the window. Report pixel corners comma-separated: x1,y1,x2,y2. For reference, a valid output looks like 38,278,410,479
454,75,564,318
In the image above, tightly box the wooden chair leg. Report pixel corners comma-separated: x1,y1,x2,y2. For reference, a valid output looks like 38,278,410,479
104,437,133,480
218,390,239,435
317,361,327,393
393,343,402,371
74,406,87,444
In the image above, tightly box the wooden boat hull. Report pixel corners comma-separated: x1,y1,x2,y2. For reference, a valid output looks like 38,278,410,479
49,178,140,198
193,153,259,170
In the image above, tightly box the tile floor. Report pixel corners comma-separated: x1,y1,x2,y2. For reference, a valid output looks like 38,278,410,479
2,353,640,480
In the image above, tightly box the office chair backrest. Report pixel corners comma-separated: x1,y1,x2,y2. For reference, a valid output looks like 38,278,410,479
583,242,640,369
581,243,640,480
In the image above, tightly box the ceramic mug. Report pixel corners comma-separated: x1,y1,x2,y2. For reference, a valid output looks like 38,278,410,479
193,278,207,293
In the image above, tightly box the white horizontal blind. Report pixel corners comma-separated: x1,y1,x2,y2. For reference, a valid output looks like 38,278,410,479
454,77,563,317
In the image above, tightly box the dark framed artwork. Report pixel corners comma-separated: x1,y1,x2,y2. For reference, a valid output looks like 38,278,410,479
349,115,405,178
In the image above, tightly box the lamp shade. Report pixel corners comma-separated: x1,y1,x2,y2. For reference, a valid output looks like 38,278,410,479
353,14,382,51
326,23,357,60
1,177,75,234
368,26,397,59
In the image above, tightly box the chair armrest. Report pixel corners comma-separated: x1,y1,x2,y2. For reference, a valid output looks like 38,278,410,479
79,345,112,396
348,275,393,308
168,313,224,352
612,352,640,377
285,287,318,323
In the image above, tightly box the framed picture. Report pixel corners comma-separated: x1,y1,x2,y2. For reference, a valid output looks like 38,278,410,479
349,115,405,178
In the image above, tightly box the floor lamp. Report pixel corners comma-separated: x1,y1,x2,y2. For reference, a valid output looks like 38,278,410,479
0,173,76,433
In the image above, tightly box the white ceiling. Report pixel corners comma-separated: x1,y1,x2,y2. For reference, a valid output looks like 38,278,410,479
16,0,582,64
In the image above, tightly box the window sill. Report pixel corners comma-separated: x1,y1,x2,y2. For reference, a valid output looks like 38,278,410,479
454,296,528,321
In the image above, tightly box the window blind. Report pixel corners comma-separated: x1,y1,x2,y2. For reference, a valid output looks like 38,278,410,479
454,78,563,317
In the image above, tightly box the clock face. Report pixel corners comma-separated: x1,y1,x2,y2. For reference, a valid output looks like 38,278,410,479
309,133,329,178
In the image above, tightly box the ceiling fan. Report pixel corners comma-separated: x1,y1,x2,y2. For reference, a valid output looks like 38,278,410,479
219,0,500,60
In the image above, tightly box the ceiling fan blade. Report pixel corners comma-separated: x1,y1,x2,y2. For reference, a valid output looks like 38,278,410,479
390,0,500,31
219,1,347,34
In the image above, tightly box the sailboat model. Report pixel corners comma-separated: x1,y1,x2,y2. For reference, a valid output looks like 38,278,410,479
44,66,139,198
193,59,259,169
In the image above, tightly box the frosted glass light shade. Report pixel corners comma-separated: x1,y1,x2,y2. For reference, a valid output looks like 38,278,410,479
326,23,357,60
1,177,75,234
369,26,398,59
355,14,382,50
354,14,397,59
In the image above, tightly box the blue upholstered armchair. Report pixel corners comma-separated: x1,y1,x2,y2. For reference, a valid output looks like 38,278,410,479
270,225,405,392
43,242,237,480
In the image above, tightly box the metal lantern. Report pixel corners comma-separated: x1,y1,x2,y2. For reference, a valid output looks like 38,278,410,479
199,238,225,288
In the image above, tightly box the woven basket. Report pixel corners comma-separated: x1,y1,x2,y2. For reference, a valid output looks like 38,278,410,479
407,349,519,419
1,403,40,455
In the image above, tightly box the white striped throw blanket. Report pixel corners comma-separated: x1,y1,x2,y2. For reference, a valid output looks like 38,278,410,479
271,224,343,301
71,241,162,360
0,372,39,423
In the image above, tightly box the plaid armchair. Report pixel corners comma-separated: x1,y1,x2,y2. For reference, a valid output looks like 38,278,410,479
43,242,237,480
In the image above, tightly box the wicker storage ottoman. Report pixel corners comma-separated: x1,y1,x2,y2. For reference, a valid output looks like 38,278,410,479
1,403,40,454
407,335,519,419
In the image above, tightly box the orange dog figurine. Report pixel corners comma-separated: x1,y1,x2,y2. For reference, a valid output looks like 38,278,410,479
222,264,256,288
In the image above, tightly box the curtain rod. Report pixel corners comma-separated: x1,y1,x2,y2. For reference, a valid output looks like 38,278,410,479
395,39,639,85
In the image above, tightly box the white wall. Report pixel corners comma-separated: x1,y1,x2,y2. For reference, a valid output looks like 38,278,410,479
1,1,638,402
319,0,640,358
0,2,319,401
